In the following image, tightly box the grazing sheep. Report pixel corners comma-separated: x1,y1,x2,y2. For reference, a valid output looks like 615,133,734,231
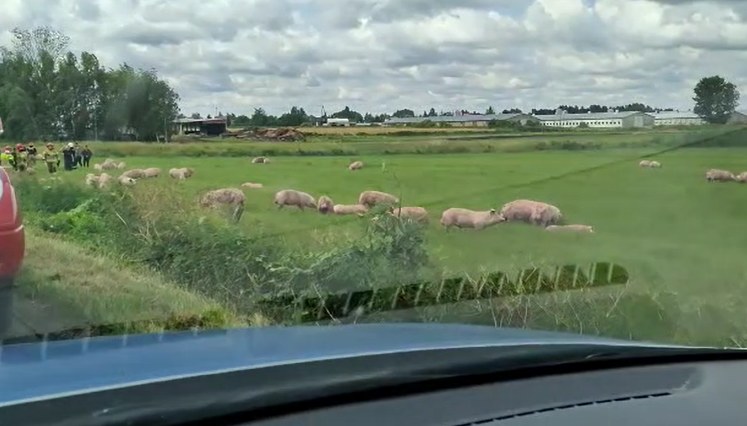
736,172,747,183
639,160,652,168
391,206,429,223
84,173,99,187
241,182,264,189
200,188,246,223
333,204,369,216
121,169,146,179
705,169,736,182
252,156,269,164
94,163,103,172
116,161,126,169
118,175,136,186
169,167,194,180
348,161,364,171
143,167,161,178
98,173,112,189
358,190,399,208
317,195,335,214
545,224,594,233
274,189,317,210
500,199,563,227
649,161,661,168
440,208,506,230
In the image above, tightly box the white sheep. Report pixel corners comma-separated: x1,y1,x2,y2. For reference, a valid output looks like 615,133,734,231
200,188,246,223
333,204,369,216
169,167,195,180
545,224,594,233
358,190,399,208
143,167,161,178
241,182,263,189
440,208,506,230
705,169,736,182
274,189,317,210
390,206,429,223
500,199,563,227
348,161,364,171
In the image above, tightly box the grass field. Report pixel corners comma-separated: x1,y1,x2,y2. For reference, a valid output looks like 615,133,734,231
16,128,747,344
57,144,747,300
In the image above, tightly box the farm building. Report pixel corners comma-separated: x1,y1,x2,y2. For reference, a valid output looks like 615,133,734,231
652,111,705,126
324,118,351,127
534,110,655,129
727,111,747,124
172,117,228,136
384,113,540,127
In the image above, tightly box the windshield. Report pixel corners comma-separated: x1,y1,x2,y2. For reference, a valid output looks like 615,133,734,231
1,1,745,362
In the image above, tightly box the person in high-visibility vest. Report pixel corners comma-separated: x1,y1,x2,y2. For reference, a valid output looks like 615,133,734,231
0,146,12,167
42,143,60,174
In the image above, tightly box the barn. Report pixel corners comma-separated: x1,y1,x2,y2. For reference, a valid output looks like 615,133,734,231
652,111,705,126
534,110,655,129
172,117,228,137
384,113,540,127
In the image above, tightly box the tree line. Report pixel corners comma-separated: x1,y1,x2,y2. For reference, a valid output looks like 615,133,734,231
0,27,179,142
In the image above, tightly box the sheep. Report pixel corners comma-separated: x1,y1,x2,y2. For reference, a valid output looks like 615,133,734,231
98,173,112,189
100,159,122,170
440,208,506,230
649,161,661,168
390,206,429,223
317,195,335,214
348,161,364,171
639,160,652,168
118,175,136,186
84,173,99,187
500,199,563,227
94,163,103,172
274,189,317,210
116,161,126,169
241,182,264,189
252,156,269,164
121,169,146,179
169,167,194,180
199,188,246,223
705,169,736,182
545,224,594,233
358,190,399,208
143,167,161,178
333,204,369,216
736,172,747,183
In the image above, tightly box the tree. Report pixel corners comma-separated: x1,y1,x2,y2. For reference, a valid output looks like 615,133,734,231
485,106,495,115
693,75,740,124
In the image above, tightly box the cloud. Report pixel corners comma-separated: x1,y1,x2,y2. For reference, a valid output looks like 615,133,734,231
1,0,746,115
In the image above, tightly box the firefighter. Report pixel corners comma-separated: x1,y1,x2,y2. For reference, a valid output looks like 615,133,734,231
26,143,38,167
42,143,60,174
14,144,29,172
0,146,12,167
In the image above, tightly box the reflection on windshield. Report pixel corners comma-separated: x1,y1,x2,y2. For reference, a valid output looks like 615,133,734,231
1,2,747,353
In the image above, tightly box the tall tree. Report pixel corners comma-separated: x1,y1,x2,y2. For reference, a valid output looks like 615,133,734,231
693,75,740,124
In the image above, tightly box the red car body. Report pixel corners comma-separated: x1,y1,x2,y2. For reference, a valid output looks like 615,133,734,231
0,166,24,279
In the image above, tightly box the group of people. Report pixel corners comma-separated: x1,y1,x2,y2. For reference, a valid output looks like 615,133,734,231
0,142,93,173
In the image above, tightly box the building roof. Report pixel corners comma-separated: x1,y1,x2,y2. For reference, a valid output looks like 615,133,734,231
533,111,650,121
173,117,227,124
385,113,527,124
651,111,702,119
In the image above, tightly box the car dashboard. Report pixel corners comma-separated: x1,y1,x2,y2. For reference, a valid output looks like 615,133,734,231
245,359,746,426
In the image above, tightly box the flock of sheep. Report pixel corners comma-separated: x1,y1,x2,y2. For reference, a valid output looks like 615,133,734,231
640,158,747,183
78,155,746,234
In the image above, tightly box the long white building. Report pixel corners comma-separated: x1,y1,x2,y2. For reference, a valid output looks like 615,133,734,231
534,110,655,129
652,111,705,126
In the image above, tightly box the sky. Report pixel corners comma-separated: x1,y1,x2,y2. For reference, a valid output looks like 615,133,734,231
1,0,746,116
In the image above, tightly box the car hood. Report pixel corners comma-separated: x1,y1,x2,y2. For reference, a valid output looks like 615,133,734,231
0,323,694,406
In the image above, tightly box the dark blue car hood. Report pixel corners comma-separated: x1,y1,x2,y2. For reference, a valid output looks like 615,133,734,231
0,323,689,407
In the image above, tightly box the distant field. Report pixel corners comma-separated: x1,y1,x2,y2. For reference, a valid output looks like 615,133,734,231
229,125,489,135
55,145,747,310
76,126,728,158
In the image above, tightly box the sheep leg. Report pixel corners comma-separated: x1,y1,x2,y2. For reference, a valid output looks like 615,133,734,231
232,204,245,223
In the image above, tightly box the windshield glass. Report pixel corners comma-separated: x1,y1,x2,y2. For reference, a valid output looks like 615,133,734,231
0,1,745,361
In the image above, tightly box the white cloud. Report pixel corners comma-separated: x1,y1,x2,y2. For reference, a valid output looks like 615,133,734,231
1,0,745,115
